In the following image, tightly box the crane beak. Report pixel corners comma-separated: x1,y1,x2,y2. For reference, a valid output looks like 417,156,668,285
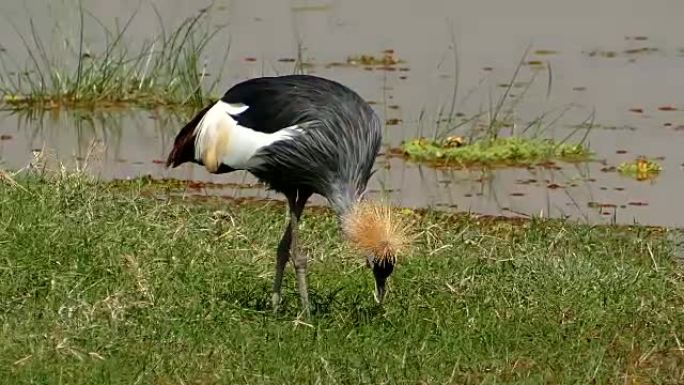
367,256,394,304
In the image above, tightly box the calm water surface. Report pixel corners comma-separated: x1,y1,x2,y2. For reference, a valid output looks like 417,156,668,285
1,0,683,226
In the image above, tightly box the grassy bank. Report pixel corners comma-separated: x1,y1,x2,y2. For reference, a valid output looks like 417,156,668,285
1,173,683,384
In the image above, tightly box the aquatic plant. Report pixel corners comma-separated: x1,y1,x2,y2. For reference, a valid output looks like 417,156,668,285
0,6,227,110
617,157,662,181
397,136,590,168
401,45,593,169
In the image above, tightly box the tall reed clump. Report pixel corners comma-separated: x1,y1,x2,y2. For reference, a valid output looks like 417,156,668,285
0,5,228,111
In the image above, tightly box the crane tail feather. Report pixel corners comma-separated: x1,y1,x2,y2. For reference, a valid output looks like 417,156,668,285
166,104,213,168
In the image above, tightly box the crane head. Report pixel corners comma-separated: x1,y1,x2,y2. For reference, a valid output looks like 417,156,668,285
366,255,394,304
342,201,412,304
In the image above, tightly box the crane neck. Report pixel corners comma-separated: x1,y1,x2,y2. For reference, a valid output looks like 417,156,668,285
327,182,363,220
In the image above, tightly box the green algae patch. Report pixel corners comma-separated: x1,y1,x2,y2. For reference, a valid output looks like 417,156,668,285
395,136,591,168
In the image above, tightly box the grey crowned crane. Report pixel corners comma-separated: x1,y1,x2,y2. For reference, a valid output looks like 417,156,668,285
166,74,409,314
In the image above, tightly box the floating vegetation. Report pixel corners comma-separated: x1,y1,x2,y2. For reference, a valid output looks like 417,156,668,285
0,7,226,111
625,36,648,41
617,157,662,181
624,47,659,55
586,50,618,58
584,46,660,59
346,49,404,66
497,81,531,89
393,136,590,168
324,50,405,70
533,49,559,55
571,122,637,131
588,201,618,209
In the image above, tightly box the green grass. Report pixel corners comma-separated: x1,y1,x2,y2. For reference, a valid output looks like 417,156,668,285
0,6,225,111
396,136,591,168
1,172,683,384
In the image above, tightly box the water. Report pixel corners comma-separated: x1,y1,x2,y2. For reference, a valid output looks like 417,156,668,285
1,0,683,226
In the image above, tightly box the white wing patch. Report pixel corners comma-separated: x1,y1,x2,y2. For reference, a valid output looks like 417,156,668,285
194,100,302,172
224,102,249,115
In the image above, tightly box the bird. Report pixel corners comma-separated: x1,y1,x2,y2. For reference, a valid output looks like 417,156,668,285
166,74,409,315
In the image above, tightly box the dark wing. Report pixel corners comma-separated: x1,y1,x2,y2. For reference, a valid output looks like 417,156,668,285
166,74,382,201
230,75,383,201
221,75,351,133
166,75,331,169
165,75,337,169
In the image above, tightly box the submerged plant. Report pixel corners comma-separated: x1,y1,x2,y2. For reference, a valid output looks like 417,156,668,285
0,5,227,111
617,157,662,181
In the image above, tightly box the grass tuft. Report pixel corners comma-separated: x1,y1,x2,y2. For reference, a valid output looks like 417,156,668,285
0,6,226,111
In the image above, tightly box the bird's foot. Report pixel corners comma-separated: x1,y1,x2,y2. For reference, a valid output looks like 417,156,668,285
294,266,310,318
298,296,310,319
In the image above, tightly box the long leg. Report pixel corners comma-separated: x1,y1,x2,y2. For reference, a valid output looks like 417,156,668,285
271,189,312,313
271,212,293,313
290,189,313,315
